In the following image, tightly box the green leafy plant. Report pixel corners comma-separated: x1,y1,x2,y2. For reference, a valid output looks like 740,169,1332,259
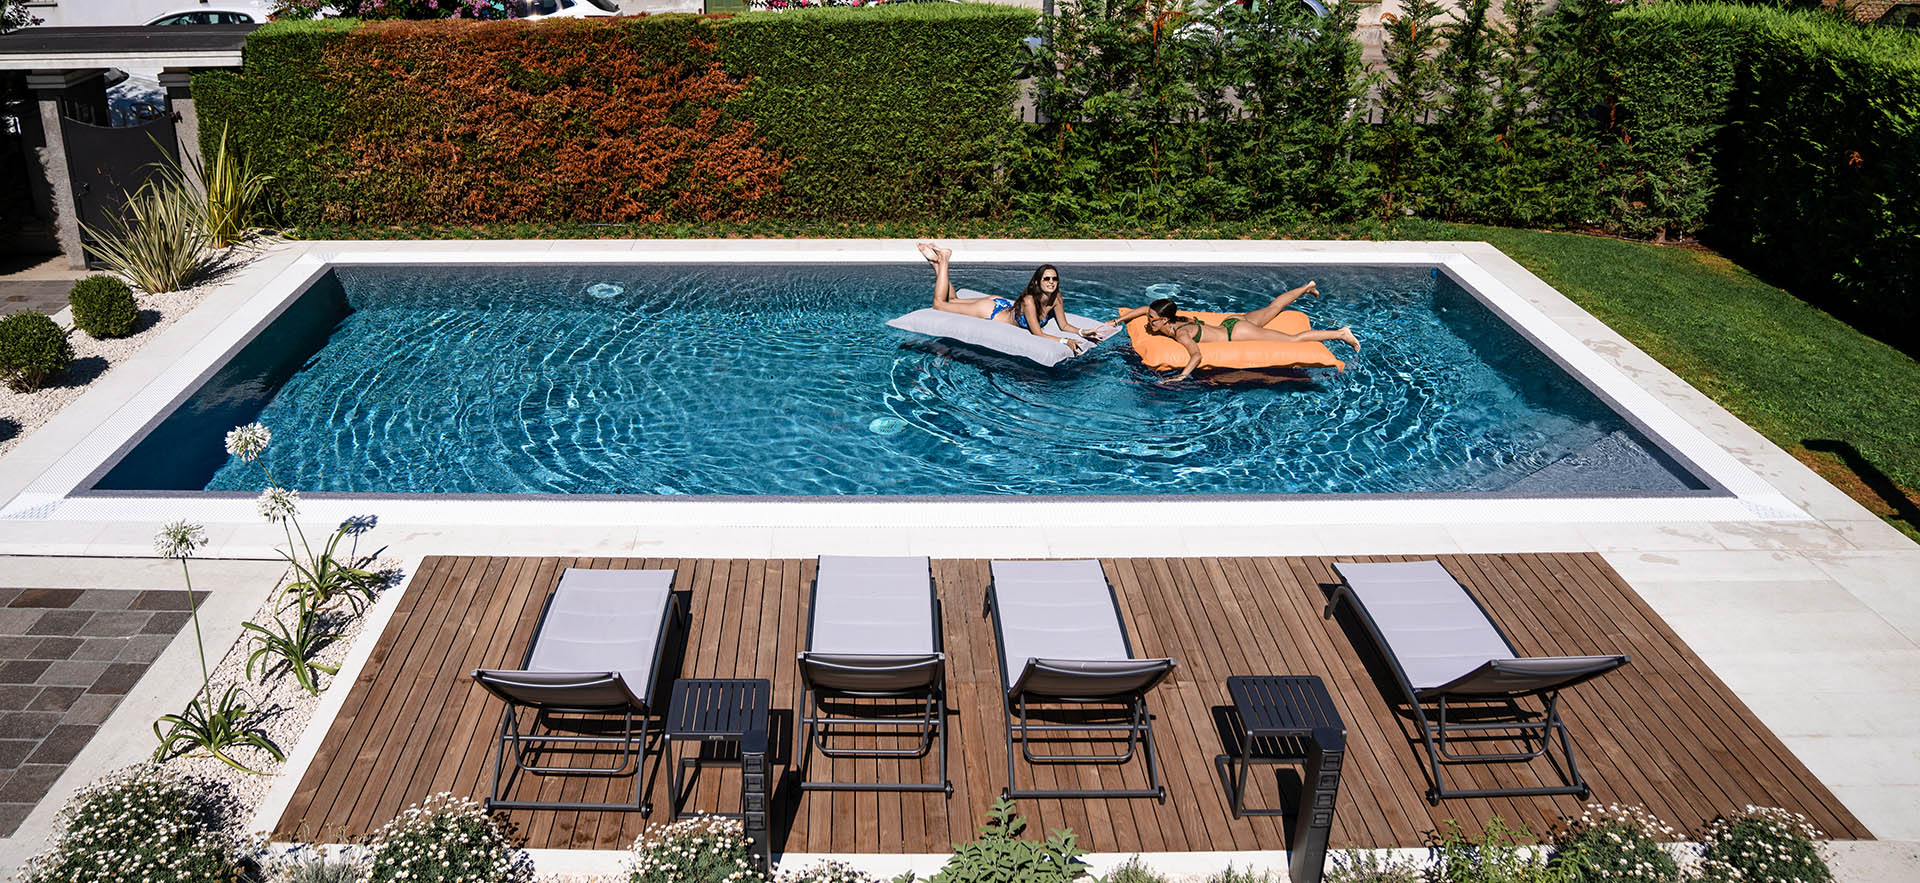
151,520,283,773
0,312,73,393
283,521,384,615
1697,806,1831,883
1550,803,1681,883
184,123,274,248
1323,850,1421,883
79,175,209,294
1102,857,1168,883
1430,817,1569,883
625,815,758,883
930,797,1089,883
781,859,885,882
68,274,140,339
364,793,534,883
244,605,343,695
16,765,243,883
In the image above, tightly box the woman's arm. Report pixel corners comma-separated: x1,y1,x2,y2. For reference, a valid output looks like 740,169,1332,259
1174,336,1203,380
1114,306,1152,324
1050,297,1087,338
1021,298,1083,349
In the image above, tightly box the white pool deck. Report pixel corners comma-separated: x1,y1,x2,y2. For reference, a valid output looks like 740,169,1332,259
0,239,1915,878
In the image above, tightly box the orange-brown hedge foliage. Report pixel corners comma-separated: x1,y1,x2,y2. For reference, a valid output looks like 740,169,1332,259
321,18,790,224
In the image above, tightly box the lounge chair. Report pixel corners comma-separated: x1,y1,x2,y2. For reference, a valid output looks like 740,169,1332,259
986,559,1176,801
795,555,951,794
1325,560,1629,802
472,567,685,814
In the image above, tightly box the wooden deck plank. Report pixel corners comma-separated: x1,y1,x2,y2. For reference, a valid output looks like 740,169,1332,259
279,554,1868,851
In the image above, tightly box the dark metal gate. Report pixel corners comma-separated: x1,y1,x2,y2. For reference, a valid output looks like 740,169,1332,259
60,111,178,264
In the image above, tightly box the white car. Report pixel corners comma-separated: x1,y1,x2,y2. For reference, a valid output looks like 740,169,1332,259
522,0,622,18
145,4,271,25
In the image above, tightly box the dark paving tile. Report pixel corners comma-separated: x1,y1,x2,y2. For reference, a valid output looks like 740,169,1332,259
25,637,81,661
70,637,126,662
88,663,146,696
0,801,32,838
26,687,82,714
141,612,191,635
36,661,106,688
0,739,33,770
7,589,82,609
24,611,90,637
0,589,18,606
0,635,38,657
0,685,36,710
76,611,147,638
71,590,135,612
26,725,96,765
115,634,172,664
130,590,199,611
0,660,52,685
0,762,64,802
62,693,118,727
0,609,43,635
0,711,62,741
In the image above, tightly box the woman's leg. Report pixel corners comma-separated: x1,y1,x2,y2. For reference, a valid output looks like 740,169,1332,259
921,243,959,308
1238,322,1360,352
1238,280,1319,327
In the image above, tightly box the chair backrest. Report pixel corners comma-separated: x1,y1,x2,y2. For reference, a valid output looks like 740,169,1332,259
798,652,945,695
989,559,1136,687
1331,560,1516,693
471,669,643,711
1008,657,1177,700
808,555,937,656
523,568,677,700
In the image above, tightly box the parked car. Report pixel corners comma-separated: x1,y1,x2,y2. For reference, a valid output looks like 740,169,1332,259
144,6,269,25
522,0,621,18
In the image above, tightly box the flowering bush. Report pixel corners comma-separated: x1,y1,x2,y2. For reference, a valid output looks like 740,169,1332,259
775,859,883,882
1552,803,1682,883
363,793,534,883
1696,807,1831,883
16,765,245,883
626,815,761,883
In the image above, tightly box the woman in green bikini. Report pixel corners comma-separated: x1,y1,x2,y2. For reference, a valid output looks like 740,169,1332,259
1117,281,1361,380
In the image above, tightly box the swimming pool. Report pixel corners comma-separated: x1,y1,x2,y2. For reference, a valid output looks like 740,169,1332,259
88,260,1710,497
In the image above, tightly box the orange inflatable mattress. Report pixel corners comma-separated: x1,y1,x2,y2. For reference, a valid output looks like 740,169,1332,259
1124,308,1346,372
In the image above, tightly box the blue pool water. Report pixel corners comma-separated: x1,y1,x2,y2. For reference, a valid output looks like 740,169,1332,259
94,263,1706,496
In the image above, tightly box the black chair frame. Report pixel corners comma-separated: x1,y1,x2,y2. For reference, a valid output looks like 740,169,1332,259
473,588,687,815
985,575,1171,802
796,578,951,794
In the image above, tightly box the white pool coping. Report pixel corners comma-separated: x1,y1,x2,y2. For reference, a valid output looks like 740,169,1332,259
0,239,1805,533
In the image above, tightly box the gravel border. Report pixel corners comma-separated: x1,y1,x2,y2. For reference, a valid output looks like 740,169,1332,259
0,246,268,460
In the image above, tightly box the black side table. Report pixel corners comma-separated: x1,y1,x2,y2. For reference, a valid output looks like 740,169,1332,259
1217,675,1346,883
663,678,771,821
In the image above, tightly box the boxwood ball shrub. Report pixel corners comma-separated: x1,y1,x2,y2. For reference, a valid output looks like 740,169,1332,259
16,764,244,883
0,311,73,392
68,274,139,339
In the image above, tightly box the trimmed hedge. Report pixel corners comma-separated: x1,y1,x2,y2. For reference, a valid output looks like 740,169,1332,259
0,312,72,393
68,274,138,339
192,6,1033,225
1613,3,1920,348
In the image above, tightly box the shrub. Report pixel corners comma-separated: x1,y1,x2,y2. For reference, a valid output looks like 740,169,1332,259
1550,803,1681,883
1102,857,1168,883
1697,806,1831,883
929,797,1088,883
626,815,759,883
0,311,73,393
1429,817,1560,883
1206,867,1283,883
363,793,534,883
1323,850,1420,883
68,274,139,339
16,765,243,883
778,859,884,883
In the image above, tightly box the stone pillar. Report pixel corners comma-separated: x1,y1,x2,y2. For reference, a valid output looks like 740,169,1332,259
158,68,202,180
24,70,105,270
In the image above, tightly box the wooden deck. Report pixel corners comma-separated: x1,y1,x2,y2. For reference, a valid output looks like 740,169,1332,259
276,555,1870,852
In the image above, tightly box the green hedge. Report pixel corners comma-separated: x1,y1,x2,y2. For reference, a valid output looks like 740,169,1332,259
1614,3,1920,347
192,6,1032,226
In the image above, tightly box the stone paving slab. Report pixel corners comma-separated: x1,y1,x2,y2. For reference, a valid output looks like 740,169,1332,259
0,282,70,318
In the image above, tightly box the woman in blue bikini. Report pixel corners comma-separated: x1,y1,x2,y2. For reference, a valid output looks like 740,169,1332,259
919,242,1101,353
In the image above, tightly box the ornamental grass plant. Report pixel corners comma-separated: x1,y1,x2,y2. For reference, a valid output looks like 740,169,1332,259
79,175,209,294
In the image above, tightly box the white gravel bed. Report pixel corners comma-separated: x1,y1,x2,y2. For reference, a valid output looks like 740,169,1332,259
0,246,267,460
158,555,403,830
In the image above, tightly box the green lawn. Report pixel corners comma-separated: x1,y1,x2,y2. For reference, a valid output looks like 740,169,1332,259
301,219,1920,537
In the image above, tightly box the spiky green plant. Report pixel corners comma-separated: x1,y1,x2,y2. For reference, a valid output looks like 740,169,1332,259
185,123,273,248
243,606,342,696
78,176,207,294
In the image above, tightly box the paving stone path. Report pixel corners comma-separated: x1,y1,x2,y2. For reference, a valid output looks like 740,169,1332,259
0,587,202,836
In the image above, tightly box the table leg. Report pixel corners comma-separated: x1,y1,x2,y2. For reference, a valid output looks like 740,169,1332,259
1233,730,1253,819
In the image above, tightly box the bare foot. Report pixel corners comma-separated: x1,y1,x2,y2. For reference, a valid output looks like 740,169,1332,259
1338,327,1360,353
916,242,939,263
935,245,952,261
1303,280,1318,295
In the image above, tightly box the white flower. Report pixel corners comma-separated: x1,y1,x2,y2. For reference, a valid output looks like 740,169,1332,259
225,422,271,462
152,521,207,559
257,487,300,523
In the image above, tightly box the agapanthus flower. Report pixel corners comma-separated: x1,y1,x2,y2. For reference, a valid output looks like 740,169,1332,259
257,487,301,523
153,520,207,559
224,422,271,462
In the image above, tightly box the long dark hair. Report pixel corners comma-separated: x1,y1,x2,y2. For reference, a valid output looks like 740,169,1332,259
1148,298,1179,320
1016,264,1061,317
